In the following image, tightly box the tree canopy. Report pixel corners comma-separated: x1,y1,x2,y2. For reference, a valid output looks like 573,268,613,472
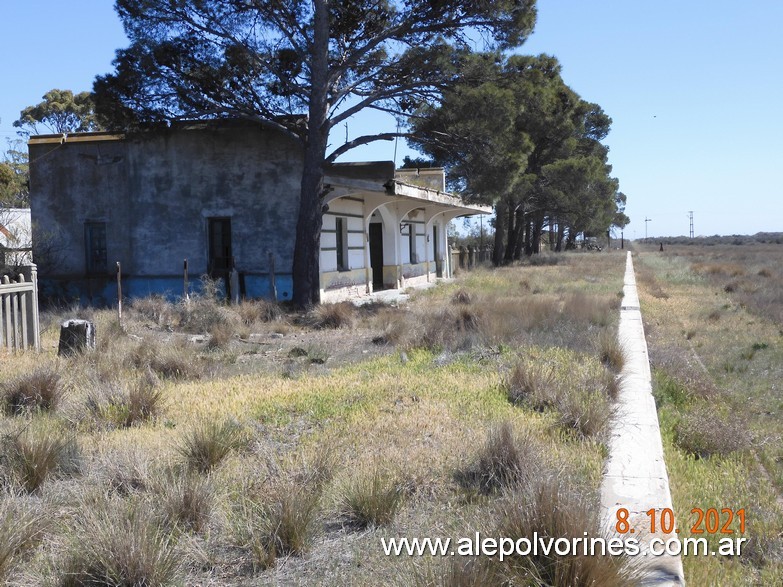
0,140,30,208
409,53,628,261
13,89,104,137
94,0,538,306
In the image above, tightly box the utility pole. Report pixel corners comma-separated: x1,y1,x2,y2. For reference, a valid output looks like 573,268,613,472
645,217,652,242
688,211,694,238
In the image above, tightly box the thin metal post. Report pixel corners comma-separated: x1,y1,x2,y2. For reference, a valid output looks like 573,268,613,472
116,262,123,324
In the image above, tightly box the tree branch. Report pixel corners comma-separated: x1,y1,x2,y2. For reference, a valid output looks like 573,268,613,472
325,131,411,163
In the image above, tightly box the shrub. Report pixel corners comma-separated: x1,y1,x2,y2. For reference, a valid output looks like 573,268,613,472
504,360,557,409
497,478,636,586
337,468,404,529
0,496,48,579
154,471,213,534
131,295,173,326
131,340,203,380
411,558,501,587
58,504,181,587
304,301,356,329
236,299,284,324
233,483,321,570
1,424,80,493
207,321,235,350
596,329,625,372
555,387,614,441
455,422,542,495
86,376,163,428
2,368,63,415
451,289,473,305
174,278,230,333
674,402,751,459
176,419,247,473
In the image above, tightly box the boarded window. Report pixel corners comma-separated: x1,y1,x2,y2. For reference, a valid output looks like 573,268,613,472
84,222,107,274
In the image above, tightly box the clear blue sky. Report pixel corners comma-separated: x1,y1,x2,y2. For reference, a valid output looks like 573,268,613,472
2,1,781,238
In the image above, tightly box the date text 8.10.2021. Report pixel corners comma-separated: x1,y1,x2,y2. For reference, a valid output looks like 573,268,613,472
615,508,745,535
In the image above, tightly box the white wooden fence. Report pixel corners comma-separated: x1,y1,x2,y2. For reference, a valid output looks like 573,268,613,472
0,264,41,351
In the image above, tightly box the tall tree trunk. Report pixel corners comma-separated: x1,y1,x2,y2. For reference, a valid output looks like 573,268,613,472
292,0,329,308
555,221,565,252
530,213,544,254
548,217,556,251
492,200,506,266
504,200,517,263
512,207,526,259
524,217,533,256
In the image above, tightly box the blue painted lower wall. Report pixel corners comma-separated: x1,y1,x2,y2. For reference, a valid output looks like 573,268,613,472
39,274,294,307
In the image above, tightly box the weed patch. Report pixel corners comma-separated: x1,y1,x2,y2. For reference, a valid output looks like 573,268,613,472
232,482,321,570
337,467,404,529
0,422,80,493
455,422,543,495
674,402,751,459
176,418,247,473
0,495,48,579
58,502,181,586
2,367,63,415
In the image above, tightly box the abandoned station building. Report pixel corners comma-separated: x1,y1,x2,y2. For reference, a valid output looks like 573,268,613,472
28,120,487,304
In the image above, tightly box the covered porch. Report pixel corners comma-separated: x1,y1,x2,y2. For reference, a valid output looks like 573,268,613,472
318,163,489,303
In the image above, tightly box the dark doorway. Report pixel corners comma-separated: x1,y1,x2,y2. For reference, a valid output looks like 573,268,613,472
208,217,232,296
369,223,384,289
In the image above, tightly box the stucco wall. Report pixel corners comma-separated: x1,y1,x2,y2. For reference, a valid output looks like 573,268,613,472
29,122,303,302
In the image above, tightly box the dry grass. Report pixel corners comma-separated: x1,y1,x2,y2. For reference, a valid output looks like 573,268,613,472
337,467,404,529
411,558,501,587
176,418,247,473
503,352,618,441
497,477,636,586
85,375,163,429
674,401,752,459
455,422,543,495
0,421,80,493
57,502,181,587
131,340,205,380
207,321,235,350
231,481,322,570
636,243,783,583
596,328,625,372
0,251,629,584
153,471,213,534
504,360,557,409
2,367,63,415
303,301,357,329
0,495,48,580
235,298,284,325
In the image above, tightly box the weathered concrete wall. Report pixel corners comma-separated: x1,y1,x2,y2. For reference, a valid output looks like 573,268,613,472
395,168,445,191
30,122,302,303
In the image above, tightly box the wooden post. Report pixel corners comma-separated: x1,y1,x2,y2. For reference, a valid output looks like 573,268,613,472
183,258,189,300
30,264,40,351
116,261,123,324
269,251,277,301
